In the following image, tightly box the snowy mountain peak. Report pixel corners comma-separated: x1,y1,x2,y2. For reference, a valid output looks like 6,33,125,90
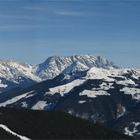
62,61,89,73
0,60,40,81
0,55,117,93
37,55,116,80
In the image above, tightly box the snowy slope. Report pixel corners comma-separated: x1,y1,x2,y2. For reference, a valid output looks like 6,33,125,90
0,67,140,108
49,79,86,96
84,67,140,100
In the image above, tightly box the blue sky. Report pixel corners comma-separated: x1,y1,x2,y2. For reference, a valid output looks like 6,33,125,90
0,0,140,67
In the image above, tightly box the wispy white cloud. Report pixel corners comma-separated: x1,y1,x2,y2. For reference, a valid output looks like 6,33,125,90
22,4,85,17
0,24,46,31
54,10,85,16
0,23,72,31
0,15,38,20
0,0,21,1
22,6,47,11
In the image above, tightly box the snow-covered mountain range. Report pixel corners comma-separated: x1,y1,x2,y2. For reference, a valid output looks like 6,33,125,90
36,55,115,80
0,55,139,139
0,55,115,93
0,66,139,138
1,67,140,109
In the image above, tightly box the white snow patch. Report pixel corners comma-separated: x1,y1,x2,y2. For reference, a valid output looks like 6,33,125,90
45,92,53,95
0,80,7,88
25,91,35,98
0,91,35,107
85,67,140,85
99,82,114,90
124,127,134,136
133,122,140,127
49,79,85,96
117,79,135,86
86,67,114,82
32,101,47,110
0,124,30,140
124,122,140,136
120,87,140,100
78,100,86,104
68,109,74,115
62,74,71,81
0,83,7,88
63,61,89,73
117,105,126,118
0,93,29,107
79,90,110,98
21,102,28,108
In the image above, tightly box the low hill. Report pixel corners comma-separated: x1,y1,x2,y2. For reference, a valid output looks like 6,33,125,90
0,107,132,139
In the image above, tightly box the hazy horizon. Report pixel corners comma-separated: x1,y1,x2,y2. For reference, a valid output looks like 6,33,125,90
0,0,140,67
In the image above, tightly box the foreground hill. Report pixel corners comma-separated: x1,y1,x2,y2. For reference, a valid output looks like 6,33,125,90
0,127,19,139
0,107,132,139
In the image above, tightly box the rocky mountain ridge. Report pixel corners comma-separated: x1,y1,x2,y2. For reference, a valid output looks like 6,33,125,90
0,55,115,93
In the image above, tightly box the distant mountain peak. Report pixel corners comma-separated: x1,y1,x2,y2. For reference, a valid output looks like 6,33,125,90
37,55,116,80
62,61,89,73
